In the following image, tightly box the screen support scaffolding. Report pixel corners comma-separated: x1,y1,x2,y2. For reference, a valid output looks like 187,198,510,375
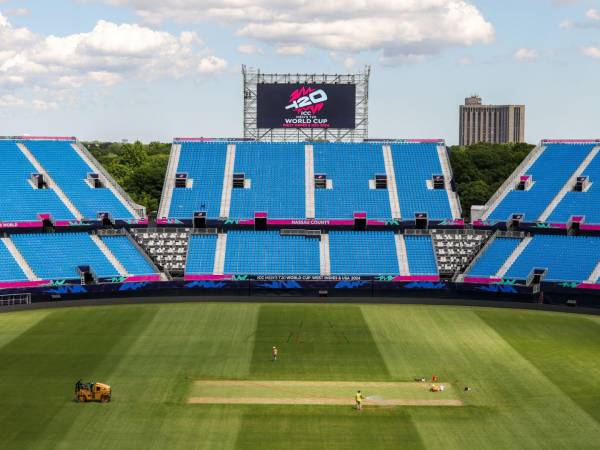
242,65,370,142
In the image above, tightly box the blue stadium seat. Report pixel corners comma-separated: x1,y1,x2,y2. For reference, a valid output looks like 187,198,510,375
24,140,134,220
488,144,594,222
314,143,391,219
229,142,305,218
0,140,75,221
404,235,438,275
224,230,320,274
185,234,218,274
390,143,453,220
101,236,156,275
169,142,227,218
0,240,28,281
11,233,120,279
329,231,399,275
548,151,600,223
504,235,600,282
466,237,521,278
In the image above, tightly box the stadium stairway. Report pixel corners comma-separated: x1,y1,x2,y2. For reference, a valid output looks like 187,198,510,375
158,142,182,218
588,262,600,283
437,144,462,218
213,233,228,275
305,144,316,218
538,146,600,222
219,144,236,218
495,235,532,278
319,232,330,275
382,145,402,219
394,233,410,275
16,142,83,220
90,234,128,276
0,236,38,281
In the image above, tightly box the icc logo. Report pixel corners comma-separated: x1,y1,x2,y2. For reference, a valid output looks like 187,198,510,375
285,87,328,114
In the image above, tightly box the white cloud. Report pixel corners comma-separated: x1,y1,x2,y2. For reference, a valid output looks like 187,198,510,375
103,0,494,64
237,44,263,54
586,9,600,21
0,94,26,108
0,13,226,108
582,46,600,58
275,45,305,56
32,99,58,111
561,9,600,28
514,48,539,61
197,56,227,74
457,56,473,65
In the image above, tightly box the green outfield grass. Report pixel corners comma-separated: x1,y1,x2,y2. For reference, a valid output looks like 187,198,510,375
0,303,599,449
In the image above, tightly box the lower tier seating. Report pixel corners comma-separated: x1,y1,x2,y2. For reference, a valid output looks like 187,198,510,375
466,234,600,283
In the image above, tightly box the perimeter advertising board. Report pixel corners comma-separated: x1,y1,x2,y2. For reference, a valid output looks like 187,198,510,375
257,83,356,129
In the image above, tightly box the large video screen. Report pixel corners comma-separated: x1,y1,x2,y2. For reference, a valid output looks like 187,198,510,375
257,83,356,129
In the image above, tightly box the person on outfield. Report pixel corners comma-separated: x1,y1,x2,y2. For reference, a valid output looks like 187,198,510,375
272,346,278,361
355,390,363,410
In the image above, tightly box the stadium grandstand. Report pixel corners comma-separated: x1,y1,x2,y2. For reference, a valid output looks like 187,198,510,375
0,132,598,305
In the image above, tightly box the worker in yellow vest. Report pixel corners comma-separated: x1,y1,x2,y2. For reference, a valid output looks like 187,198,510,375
355,390,364,410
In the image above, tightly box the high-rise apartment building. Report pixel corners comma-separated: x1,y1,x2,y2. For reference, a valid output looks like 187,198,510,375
459,96,525,146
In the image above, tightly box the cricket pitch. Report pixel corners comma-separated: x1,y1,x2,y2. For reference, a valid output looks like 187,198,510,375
188,380,464,406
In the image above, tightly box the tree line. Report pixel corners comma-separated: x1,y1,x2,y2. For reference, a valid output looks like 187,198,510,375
87,141,534,219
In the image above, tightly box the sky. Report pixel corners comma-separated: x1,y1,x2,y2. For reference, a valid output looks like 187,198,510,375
0,0,599,145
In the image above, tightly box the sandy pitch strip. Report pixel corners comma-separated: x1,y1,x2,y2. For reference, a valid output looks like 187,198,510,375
188,380,464,406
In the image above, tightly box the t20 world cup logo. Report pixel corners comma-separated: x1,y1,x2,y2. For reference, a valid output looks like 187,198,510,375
285,87,328,114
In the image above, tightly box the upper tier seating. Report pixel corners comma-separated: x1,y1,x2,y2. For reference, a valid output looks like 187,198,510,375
100,235,156,275
0,239,28,281
229,142,305,218
223,230,320,275
169,142,227,218
328,231,399,275
487,143,595,222
24,140,133,220
548,150,600,223
185,234,218,274
165,141,457,220
390,143,453,219
0,140,74,221
404,235,438,275
314,143,391,219
466,237,521,278
11,232,120,279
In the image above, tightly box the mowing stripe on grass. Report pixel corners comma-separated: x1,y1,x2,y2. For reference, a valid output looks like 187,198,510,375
0,306,158,449
234,406,426,450
57,303,261,450
362,305,600,449
477,308,600,425
249,304,390,381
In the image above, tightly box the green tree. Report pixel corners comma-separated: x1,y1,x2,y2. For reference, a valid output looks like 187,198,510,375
449,142,534,218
